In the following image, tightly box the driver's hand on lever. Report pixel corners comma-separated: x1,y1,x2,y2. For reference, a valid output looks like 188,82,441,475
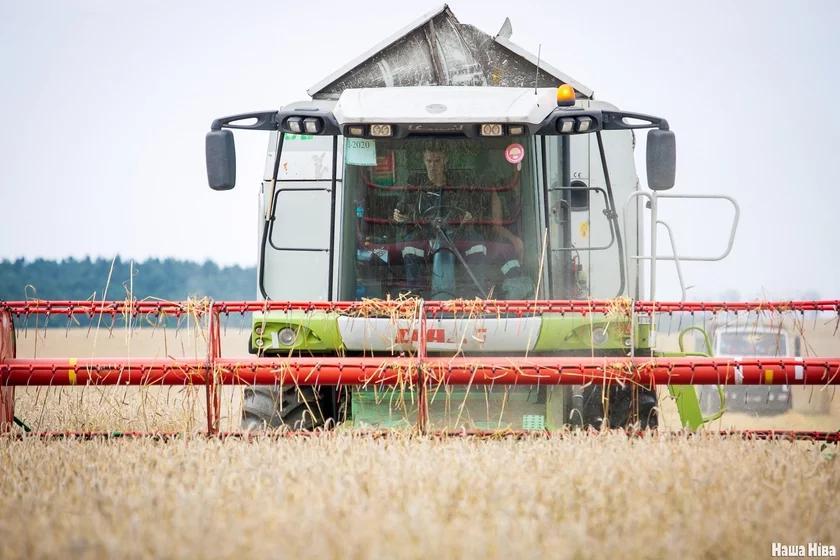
460,211,473,225
393,208,407,223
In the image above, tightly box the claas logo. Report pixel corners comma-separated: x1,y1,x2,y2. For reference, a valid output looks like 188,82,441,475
396,327,488,345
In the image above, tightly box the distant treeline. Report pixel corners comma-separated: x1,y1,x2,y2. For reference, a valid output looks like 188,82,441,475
0,257,257,328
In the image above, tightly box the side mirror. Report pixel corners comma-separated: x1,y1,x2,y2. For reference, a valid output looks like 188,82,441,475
646,127,676,191
206,129,236,191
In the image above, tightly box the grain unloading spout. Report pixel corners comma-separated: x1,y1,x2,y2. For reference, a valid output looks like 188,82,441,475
306,5,593,99
495,16,513,40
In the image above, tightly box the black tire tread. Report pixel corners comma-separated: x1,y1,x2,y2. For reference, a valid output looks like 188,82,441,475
241,385,328,431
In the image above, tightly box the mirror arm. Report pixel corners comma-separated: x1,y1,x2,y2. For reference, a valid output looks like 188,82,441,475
211,111,280,132
601,111,669,131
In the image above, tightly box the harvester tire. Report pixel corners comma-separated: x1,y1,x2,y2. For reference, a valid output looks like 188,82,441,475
241,385,329,431
576,385,658,431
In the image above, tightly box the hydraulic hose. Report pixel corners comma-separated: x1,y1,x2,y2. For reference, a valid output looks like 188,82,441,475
678,325,727,423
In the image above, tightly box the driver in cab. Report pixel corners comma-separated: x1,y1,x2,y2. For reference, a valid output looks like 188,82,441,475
391,147,527,299
392,149,476,227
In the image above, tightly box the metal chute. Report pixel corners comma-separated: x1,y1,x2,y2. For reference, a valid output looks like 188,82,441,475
307,5,593,99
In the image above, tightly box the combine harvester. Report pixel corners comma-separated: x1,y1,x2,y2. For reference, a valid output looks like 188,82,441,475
1,5,838,440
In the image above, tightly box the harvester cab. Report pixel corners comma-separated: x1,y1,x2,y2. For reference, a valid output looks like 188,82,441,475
204,5,737,433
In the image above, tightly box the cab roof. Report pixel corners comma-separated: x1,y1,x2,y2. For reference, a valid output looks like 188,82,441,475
332,86,560,125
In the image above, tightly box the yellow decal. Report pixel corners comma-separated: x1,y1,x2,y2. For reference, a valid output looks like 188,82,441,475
69,358,77,385
580,222,589,238
764,369,773,385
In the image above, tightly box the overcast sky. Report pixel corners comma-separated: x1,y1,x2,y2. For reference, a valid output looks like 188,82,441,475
1,0,838,302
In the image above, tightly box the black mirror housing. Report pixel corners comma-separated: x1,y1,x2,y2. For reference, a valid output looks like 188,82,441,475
646,128,676,191
206,129,236,191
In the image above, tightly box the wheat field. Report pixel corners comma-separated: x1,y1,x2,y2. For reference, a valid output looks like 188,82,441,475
1,433,838,560
1,318,839,559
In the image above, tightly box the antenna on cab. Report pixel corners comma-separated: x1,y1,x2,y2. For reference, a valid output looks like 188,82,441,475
534,43,542,94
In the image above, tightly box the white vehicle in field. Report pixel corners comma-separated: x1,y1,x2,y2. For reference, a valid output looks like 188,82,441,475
698,318,801,416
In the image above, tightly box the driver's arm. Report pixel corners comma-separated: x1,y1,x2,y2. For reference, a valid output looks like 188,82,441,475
393,190,411,223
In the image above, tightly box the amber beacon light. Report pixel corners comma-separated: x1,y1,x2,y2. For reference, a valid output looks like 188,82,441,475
557,84,576,106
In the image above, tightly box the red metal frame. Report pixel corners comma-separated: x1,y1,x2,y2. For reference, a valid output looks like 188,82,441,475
207,308,222,435
4,299,837,317
0,310,14,431
2,356,838,386
2,299,839,438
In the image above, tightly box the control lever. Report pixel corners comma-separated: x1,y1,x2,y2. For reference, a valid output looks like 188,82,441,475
433,218,488,299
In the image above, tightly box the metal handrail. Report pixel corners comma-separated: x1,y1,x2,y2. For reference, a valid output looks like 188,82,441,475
656,220,686,302
623,192,740,301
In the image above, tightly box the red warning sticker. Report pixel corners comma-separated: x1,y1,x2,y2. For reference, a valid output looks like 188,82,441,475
505,143,525,164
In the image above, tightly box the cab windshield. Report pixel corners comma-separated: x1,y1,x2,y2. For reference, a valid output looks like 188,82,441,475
339,135,542,301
